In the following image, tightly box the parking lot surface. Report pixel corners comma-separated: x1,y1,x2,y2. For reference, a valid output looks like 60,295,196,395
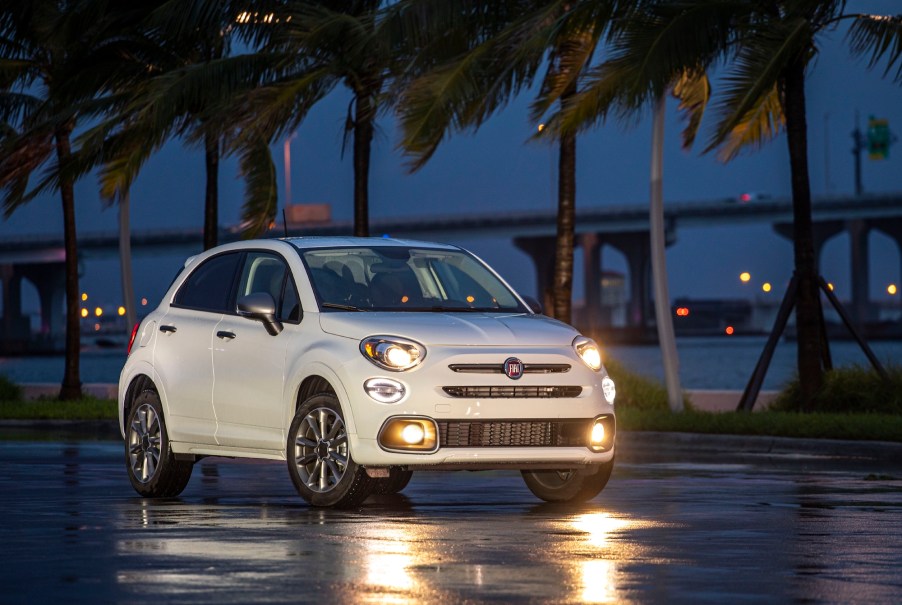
1,432,900,604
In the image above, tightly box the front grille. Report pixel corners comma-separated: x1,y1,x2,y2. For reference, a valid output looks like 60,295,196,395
438,419,591,447
442,385,582,398
449,363,570,374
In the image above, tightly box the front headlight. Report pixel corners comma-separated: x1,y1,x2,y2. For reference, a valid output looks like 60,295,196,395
573,336,602,371
360,336,426,371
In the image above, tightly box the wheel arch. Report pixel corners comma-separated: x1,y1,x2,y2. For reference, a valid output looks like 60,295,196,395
122,374,157,435
287,363,358,435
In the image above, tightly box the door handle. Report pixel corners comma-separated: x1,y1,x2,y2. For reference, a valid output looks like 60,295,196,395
159,325,177,333
216,331,236,340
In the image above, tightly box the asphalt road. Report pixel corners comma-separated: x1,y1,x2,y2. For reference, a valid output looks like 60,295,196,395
1,432,900,604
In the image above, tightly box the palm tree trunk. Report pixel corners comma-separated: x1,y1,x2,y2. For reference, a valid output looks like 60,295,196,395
203,131,220,251
353,91,375,238
55,123,82,400
119,190,137,328
553,86,577,323
783,59,822,411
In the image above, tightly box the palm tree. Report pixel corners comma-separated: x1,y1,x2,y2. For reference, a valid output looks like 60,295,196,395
0,0,122,400
397,0,624,323
74,0,280,251
551,1,902,408
233,0,415,238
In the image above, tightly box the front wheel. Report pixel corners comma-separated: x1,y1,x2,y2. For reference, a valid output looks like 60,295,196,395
125,390,193,498
521,459,614,503
372,468,413,495
287,393,374,508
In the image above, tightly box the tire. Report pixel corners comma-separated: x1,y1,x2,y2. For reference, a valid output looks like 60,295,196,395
287,393,374,508
521,459,614,503
125,390,193,498
372,468,413,495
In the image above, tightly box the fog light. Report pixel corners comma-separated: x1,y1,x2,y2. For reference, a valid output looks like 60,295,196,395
378,417,438,453
588,415,615,452
401,423,425,445
364,378,406,403
591,422,605,444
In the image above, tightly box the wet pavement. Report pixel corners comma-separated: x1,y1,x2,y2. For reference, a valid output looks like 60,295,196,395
1,434,901,604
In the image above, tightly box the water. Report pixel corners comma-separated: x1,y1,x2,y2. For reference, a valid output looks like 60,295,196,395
1,337,900,391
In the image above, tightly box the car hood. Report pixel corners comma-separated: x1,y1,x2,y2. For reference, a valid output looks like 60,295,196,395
318,312,579,347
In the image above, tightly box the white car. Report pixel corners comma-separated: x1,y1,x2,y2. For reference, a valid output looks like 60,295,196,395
119,237,617,508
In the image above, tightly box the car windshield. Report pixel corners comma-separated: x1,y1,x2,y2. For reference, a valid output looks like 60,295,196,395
301,246,528,313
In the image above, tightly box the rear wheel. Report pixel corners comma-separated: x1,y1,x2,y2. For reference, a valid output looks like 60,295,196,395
125,390,193,497
287,393,374,508
521,459,614,503
372,468,413,495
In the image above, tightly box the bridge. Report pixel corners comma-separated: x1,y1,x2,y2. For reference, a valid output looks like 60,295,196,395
2,193,901,352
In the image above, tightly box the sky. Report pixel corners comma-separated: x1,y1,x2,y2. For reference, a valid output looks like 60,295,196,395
1,0,901,317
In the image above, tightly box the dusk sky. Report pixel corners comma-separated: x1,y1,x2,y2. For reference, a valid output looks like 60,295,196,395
1,0,900,315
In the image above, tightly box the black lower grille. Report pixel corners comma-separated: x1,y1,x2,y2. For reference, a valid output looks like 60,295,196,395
438,419,592,447
442,386,582,398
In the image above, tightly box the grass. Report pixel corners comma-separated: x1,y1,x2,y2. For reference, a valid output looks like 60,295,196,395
0,397,117,420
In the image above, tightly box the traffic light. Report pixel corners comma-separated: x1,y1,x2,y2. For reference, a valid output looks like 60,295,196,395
867,116,890,159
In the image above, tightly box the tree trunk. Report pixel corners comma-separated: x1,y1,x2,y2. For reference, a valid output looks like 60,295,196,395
119,190,137,329
55,123,82,400
783,58,822,411
353,90,375,238
203,131,220,251
553,85,577,324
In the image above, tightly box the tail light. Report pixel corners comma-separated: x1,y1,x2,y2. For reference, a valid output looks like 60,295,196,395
126,322,140,356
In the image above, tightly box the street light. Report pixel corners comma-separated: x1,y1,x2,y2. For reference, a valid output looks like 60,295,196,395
889,284,898,295
762,282,772,293
739,272,751,283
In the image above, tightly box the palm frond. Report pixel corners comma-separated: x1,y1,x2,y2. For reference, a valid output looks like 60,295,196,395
672,68,710,150
238,137,277,240
706,18,811,153
847,13,902,83
716,83,784,161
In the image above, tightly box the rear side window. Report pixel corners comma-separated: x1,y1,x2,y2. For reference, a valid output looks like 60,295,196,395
173,253,241,312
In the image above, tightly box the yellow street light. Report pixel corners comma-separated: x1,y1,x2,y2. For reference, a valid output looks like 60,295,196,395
889,284,898,295
81,292,88,302
80,308,88,318
94,307,103,317
739,272,751,283
118,306,126,316
761,282,772,293
827,283,835,291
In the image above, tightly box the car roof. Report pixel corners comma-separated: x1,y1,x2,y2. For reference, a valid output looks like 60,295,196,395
280,236,460,251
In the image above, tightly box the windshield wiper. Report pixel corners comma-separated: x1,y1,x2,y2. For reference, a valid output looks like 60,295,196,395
320,302,367,312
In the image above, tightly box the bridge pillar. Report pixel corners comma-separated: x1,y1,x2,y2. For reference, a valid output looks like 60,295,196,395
603,231,652,330
872,218,902,296
847,219,873,325
775,219,871,324
581,233,602,332
513,236,556,313
0,261,66,353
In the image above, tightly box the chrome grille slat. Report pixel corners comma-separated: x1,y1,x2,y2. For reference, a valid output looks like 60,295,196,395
442,386,582,398
448,363,571,374
438,419,591,447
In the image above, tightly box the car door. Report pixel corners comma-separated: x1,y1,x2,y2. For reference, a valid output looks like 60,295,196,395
212,251,301,451
153,251,242,445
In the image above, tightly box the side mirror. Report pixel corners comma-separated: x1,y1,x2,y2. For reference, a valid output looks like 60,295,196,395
237,292,283,336
522,295,543,315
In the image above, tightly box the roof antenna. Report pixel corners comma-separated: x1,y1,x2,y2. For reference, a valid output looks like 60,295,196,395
282,208,288,238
